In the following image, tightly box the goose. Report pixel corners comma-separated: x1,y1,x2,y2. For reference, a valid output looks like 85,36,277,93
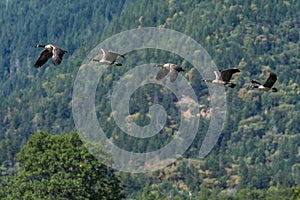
34,44,67,68
154,63,185,82
250,72,278,92
90,49,125,66
202,68,240,88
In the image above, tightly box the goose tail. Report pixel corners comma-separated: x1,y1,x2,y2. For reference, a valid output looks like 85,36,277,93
228,83,236,88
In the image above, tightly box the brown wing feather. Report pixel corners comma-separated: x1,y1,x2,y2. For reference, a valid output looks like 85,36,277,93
52,48,67,65
170,70,179,82
34,50,53,68
155,67,170,80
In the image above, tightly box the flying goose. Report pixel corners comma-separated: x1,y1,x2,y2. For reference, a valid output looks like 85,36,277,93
202,68,240,88
154,63,185,82
90,49,125,66
250,72,278,92
34,44,67,68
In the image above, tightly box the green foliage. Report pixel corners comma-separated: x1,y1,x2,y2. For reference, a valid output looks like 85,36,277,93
0,132,125,200
0,0,127,173
291,186,300,200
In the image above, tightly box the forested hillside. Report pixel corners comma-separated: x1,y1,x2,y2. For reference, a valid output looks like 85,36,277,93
0,0,126,173
0,0,300,199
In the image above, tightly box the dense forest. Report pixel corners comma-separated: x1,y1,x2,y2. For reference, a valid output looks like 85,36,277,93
0,0,300,199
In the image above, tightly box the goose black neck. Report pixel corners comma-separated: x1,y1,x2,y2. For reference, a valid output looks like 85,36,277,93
35,44,45,48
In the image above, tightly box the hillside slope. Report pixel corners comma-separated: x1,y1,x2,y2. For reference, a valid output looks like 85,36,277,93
0,0,300,198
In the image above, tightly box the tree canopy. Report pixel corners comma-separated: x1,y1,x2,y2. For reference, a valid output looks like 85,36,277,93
0,132,125,200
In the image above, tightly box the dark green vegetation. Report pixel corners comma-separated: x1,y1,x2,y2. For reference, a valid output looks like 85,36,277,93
0,132,125,199
0,0,299,199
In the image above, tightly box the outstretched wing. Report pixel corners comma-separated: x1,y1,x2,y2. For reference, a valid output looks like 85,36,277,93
221,69,240,82
251,80,262,85
52,47,67,65
263,72,277,88
214,71,221,80
107,51,121,60
250,80,262,88
155,67,170,80
102,49,124,63
34,50,52,68
169,70,179,82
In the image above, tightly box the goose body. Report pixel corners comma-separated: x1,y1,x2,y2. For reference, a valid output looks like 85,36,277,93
91,49,125,66
34,44,67,68
250,72,278,92
202,68,240,88
154,63,184,82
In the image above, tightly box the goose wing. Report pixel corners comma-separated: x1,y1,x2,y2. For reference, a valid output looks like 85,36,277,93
169,70,179,82
169,65,184,82
220,69,240,82
155,67,170,80
106,51,120,62
102,49,123,63
34,49,53,68
263,72,277,88
214,71,221,80
250,80,262,88
52,47,67,66
251,80,262,86
108,50,125,58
